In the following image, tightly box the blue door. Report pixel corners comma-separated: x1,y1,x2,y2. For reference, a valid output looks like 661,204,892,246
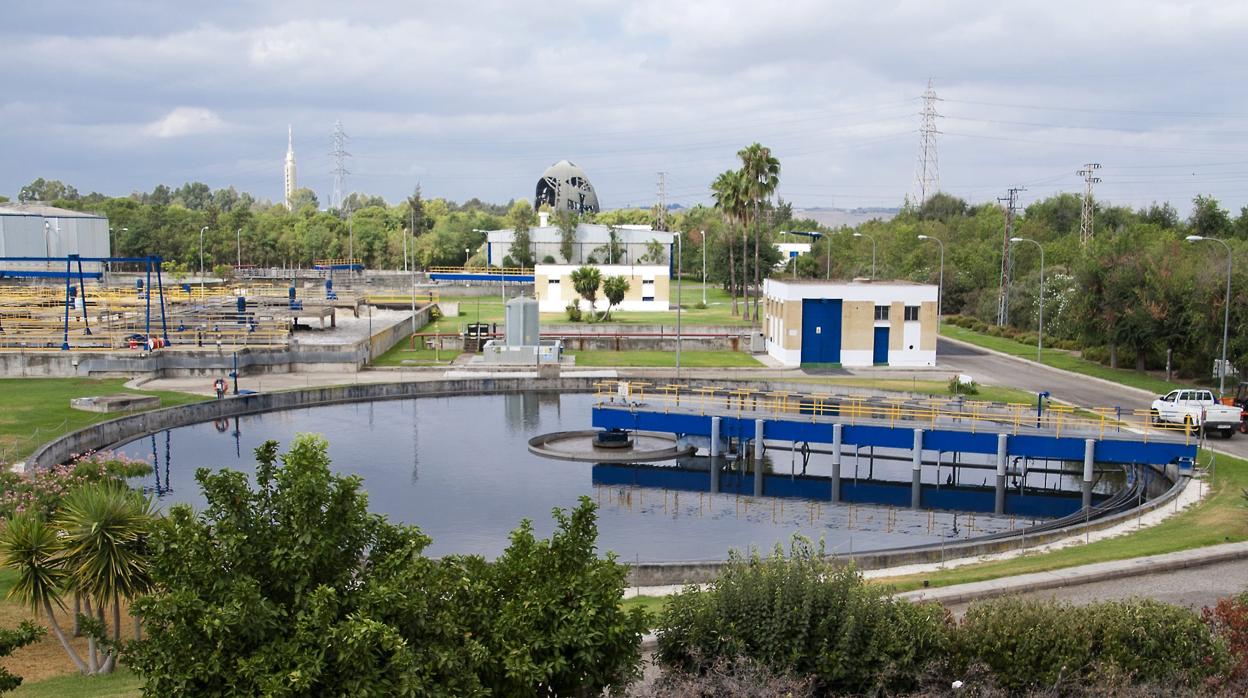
801,299,842,364
873,326,889,365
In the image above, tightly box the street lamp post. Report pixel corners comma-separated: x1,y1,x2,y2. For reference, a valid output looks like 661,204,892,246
473,229,501,303
676,232,683,377
853,232,876,279
236,228,243,269
1010,237,1044,362
1186,235,1233,394
916,234,945,328
699,230,707,306
464,247,471,267
199,226,208,299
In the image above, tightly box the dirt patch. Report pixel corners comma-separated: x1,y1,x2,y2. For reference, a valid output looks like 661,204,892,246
0,601,138,684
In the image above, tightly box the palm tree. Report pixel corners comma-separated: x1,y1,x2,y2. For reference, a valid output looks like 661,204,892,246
738,143,781,322
0,512,89,674
56,482,155,674
570,265,602,318
711,169,748,316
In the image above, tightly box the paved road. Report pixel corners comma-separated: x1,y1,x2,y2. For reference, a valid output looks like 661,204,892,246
941,557,1248,617
937,338,1248,460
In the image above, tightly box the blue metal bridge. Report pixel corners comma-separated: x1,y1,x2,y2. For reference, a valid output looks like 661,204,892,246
590,382,1197,518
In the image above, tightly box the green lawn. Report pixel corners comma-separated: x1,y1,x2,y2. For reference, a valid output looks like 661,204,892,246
940,324,1188,395
567,350,761,368
878,450,1248,592
10,670,140,698
782,377,1039,405
0,378,205,465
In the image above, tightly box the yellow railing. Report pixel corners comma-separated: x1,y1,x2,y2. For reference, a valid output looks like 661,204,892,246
594,380,1200,444
429,266,534,276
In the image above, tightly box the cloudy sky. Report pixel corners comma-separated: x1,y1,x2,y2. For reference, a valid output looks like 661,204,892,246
4,1,1248,213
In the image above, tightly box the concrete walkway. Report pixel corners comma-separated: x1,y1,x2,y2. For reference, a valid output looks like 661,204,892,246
898,540,1248,607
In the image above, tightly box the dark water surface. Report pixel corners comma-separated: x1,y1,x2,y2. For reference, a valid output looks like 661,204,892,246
120,392,1029,561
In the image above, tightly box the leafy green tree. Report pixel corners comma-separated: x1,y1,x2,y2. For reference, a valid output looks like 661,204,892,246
570,265,602,316
0,622,43,693
918,192,968,221
1190,194,1232,238
18,178,79,202
594,225,625,264
602,276,630,320
555,209,580,262
288,187,319,212
738,142,781,322
506,199,536,268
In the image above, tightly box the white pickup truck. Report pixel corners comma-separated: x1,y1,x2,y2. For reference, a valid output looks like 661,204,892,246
1150,389,1244,439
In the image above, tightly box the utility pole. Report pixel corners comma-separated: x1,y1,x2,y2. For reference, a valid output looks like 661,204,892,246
996,187,1024,326
915,78,941,206
329,120,350,211
656,172,668,231
1078,163,1102,246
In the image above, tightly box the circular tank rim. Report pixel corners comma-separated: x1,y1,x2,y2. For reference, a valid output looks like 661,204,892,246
26,376,1187,585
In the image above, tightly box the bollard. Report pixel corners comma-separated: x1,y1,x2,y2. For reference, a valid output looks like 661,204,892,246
710,417,721,494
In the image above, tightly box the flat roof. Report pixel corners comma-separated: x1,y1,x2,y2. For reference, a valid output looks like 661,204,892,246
0,203,105,219
769,278,930,286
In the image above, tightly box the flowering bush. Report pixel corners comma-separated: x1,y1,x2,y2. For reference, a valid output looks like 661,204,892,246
0,450,152,520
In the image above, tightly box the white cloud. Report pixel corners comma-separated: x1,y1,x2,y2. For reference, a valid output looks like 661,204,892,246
144,107,226,139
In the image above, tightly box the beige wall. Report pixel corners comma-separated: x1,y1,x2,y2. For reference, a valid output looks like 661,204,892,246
920,301,938,351
653,275,670,302
782,298,803,350
841,301,874,351
889,301,904,350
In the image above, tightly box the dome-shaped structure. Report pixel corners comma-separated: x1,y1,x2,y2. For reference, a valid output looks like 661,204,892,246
535,160,600,214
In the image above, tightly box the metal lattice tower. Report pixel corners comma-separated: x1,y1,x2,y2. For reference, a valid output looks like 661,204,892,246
657,171,668,231
329,120,351,211
996,187,1025,326
1077,163,1102,245
915,78,941,205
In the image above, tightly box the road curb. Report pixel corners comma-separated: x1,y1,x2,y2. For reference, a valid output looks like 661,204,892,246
896,540,1248,606
939,334,1160,401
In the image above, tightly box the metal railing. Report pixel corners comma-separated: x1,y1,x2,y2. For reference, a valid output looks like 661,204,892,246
592,380,1198,444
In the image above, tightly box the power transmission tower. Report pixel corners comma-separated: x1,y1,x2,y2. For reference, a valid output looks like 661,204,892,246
656,172,668,231
1077,163,1102,245
915,78,941,206
996,187,1025,326
329,120,351,211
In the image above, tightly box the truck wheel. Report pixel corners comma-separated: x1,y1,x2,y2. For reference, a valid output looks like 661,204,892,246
1240,421,1248,434
1222,428,1234,439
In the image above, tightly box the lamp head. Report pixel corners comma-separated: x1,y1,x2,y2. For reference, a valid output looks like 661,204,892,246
1009,237,1023,243
917,234,929,240
1185,235,1205,242
853,232,864,238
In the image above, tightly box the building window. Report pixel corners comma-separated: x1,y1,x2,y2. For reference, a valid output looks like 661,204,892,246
904,305,919,321
548,278,560,285
874,305,889,321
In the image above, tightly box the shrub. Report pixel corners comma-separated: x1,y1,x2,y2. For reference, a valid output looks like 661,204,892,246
1081,345,1110,364
502,255,514,268
948,376,979,396
1016,332,1038,346
1204,593,1248,687
968,319,988,333
1056,338,1081,351
656,539,951,695
565,302,582,322
645,655,816,697
955,597,1228,692
541,255,556,264
694,301,707,310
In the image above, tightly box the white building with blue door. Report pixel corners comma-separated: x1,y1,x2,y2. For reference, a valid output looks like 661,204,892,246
763,279,938,368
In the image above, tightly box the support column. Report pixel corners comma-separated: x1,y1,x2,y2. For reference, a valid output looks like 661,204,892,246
710,417,721,494
1083,439,1095,510
831,423,843,503
995,433,1008,515
753,419,764,497
910,428,923,509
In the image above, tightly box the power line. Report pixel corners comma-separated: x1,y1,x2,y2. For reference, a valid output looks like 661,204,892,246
1077,163,1102,245
915,78,941,205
